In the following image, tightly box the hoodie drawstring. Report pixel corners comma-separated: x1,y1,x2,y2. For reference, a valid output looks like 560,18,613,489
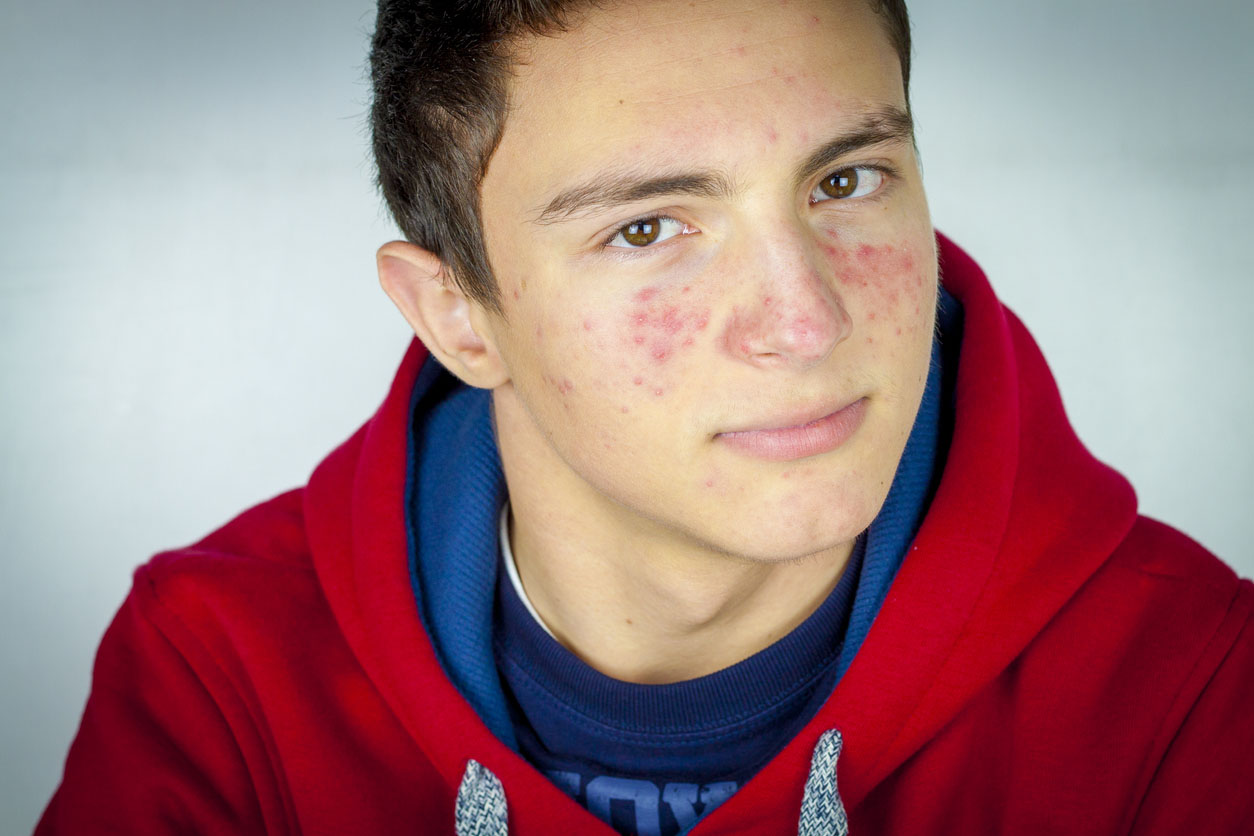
456,759,508,836
797,729,849,836
454,728,848,835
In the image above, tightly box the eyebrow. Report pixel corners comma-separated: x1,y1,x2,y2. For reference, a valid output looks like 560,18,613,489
530,104,915,226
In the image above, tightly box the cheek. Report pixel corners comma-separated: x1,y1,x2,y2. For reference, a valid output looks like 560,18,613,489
821,237,933,336
596,285,713,396
528,285,713,422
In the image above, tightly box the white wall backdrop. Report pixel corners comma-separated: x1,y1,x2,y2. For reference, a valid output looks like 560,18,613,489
2,1,1250,831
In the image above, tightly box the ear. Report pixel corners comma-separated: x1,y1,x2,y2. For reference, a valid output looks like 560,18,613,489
377,240,510,389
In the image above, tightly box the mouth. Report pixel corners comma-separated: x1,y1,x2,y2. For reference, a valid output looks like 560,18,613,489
715,398,868,462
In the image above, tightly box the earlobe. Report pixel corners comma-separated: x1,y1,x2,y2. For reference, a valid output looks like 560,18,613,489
376,240,510,389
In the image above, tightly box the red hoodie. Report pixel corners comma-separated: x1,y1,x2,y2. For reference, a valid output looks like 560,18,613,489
37,235,1254,834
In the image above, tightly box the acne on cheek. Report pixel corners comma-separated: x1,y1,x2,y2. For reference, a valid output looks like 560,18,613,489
615,286,711,388
821,238,928,329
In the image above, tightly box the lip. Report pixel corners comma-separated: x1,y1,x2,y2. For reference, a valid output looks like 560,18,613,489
715,398,868,462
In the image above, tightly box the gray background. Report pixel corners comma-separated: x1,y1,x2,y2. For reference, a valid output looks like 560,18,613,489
2,1,1251,831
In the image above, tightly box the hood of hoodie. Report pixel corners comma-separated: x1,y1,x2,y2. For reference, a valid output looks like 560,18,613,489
303,232,1138,832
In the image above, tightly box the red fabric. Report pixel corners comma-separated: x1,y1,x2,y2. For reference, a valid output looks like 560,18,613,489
37,234,1254,835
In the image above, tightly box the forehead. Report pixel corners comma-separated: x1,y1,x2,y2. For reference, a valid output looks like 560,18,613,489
484,0,904,212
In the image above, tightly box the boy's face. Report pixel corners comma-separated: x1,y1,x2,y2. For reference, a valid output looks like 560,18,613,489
477,0,937,561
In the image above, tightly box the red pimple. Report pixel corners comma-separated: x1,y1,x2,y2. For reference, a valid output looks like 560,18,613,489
682,285,691,293
659,307,683,334
682,338,694,347
512,289,520,301
621,406,630,414
635,287,659,303
868,312,877,321
653,388,664,396
764,296,773,307
895,327,903,336
705,479,715,488
633,336,645,345
766,128,778,145
652,348,670,361
633,376,643,385
582,319,593,331
733,44,747,56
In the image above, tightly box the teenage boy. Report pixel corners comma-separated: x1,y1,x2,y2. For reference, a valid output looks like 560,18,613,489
37,1,1254,834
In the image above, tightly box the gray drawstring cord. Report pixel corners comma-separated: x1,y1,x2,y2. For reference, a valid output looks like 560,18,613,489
456,759,509,836
797,729,850,836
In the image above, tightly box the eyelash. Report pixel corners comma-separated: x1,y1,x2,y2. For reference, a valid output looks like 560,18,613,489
598,163,897,252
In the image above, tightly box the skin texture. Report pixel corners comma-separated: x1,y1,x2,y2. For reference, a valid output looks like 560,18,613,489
379,0,938,683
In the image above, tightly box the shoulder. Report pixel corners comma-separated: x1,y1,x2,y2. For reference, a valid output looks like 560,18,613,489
132,487,330,660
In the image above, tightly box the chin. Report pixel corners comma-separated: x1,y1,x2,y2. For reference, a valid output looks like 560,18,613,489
692,497,875,565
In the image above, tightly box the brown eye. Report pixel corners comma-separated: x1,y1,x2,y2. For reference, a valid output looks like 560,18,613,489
819,168,859,199
621,219,661,247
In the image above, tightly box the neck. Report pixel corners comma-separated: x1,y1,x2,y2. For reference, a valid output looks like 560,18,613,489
506,500,854,685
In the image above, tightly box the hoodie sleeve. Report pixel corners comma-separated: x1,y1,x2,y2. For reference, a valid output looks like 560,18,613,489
1128,579,1254,835
34,565,272,835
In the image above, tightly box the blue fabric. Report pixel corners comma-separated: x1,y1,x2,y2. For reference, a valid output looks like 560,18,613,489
403,288,963,796
406,364,516,747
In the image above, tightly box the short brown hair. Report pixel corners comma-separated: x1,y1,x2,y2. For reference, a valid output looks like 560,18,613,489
369,1,913,315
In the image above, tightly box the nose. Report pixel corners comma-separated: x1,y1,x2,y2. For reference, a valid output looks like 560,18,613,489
720,227,852,369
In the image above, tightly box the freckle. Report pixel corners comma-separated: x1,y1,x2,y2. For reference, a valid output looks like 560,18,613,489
633,336,645,345
520,277,528,290
633,376,643,385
